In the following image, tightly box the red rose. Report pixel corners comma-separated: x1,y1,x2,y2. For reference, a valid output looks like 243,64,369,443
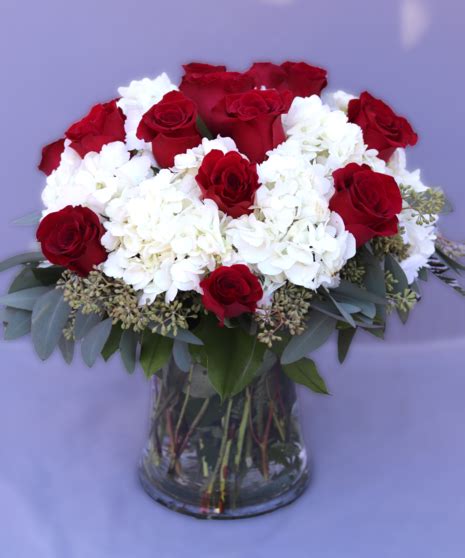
348,92,418,162
329,163,403,247
246,61,328,99
214,89,292,163
38,138,65,175
200,265,263,325
196,150,260,218
36,205,107,276
179,63,254,133
136,90,201,168
65,99,126,158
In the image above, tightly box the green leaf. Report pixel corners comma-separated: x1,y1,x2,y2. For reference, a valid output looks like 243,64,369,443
327,293,356,327
338,327,356,364
81,318,113,367
283,358,329,395
31,289,71,360
12,211,42,226
163,327,203,346
418,266,429,282
119,329,138,374
101,325,123,361
74,310,103,340
191,315,266,399
3,308,32,340
362,251,387,322
0,252,44,273
385,254,409,291
173,339,192,372
196,116,213,140
32,266,65,285
58,336,75,364
8,268,43,293
281,312,335,365
0,286,52,310
140,331,173,378
332,279,387,305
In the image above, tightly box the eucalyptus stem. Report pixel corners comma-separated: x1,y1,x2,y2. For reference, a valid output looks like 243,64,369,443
234,391,250,471
174,365,193,444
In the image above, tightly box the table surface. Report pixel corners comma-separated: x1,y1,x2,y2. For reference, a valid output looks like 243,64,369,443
1,337,465,558
1,0,465,556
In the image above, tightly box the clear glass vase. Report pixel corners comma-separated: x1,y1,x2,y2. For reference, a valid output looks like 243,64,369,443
139,359,310,519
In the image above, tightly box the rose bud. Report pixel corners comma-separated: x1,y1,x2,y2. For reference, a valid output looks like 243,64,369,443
136,90,202,168
200,265,263,326
196,150,260,218
179,63,254,134
329,163,403,247
348,92,418,162
65,99,126,158
246,61,328,99
36,205,108,276
38,138,65,175
213,89,292,164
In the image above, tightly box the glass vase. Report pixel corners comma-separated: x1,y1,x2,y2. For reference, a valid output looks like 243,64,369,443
138,359,310,519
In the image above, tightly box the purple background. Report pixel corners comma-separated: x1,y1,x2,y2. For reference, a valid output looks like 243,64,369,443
1,0,465,556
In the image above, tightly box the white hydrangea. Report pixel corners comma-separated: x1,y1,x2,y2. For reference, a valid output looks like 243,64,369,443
399,210,436,283
323,90,356,113
117,73,178,151
101,169,233,303
173,136,238,172
282,94,370,174
225,141,356,290
41,141,154,217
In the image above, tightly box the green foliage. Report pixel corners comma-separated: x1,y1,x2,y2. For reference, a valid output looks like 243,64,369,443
0,251,44,272
191,315,266,399
31,289,71,360
400,185,445,225
340,257,366,285
140,332,173,378
255,283,312,347
81,318,113,367
283,358,329,395
281,312,335,365
119,329,139,373
337,326,356,364
372,233,410,261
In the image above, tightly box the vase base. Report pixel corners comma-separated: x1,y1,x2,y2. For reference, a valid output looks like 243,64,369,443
138,461,310,520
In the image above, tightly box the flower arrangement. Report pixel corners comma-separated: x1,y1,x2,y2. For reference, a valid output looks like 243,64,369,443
1,61,464,518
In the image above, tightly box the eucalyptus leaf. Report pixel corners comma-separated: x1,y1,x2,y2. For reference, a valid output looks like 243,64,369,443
101,325,123,361
338,327,356,364
3,308,32,340
74,310,103,340
0,286,52,310
332,279,386,305
385,254,409,292
0,252,44,272
12,211,42,226
140,332,173,378
173,339,192,372
418,266,429,282
327,294,356,328
281,312,335,365
283,358,329,395
32,266,65,285
31,289,71,360
170,328,204,346
81,318,113,367
119,329,138,374
58,336,75,364
188,364,217,399
8,267,43,293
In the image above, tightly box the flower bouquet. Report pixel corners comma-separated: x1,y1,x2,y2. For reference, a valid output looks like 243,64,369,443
1,61,464,519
